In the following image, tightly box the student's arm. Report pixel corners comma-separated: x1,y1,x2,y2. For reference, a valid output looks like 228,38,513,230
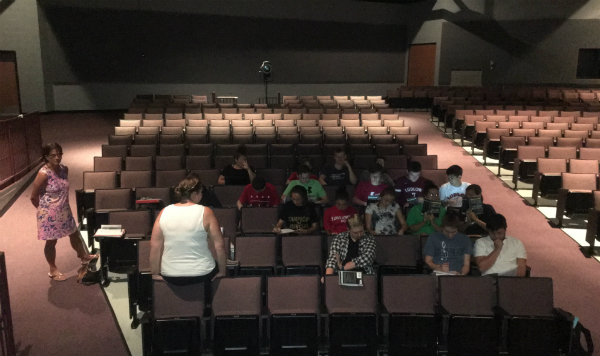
315,183,329,205
149,209,166,277
323,209,332,234
300,222,318,235
218,175,226,185
236,200,243,210
350,237,376,270
424,255,442,272
204,207,227,279
318,174,327,186
29,170,48,208
516,258,527,277
247,168,256,182
396,208,408,235
325,236,341,274
474,239,503,273
461,254,471,276
352,185,367,206
281,182,294,203
345,162,357,184
365,212,376,235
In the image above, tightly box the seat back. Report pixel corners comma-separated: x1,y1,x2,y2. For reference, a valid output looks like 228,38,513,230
579,147,600,160
486,128,510,140
153,279,205,319
109,210,152,237
213,185,246,208
500,136,526,149
95,189,133,211
537,158,567,174
325,275,377,314
497,277,554,317
421,169,447,187
212,208,238,239
410,155,437,170
94,157,123,172
374,235,419,267
281,235,322,268
439,276,495,316
268,275,320,315
527,136,554,147
240,207,279,234
136,187,172,206
548,146,577,159
235,236,277,268
561,173,597,190
212,277,262,317
120,171,152,188
382,275,436,314
155,170,187,188
569,159,599,174
556,137,583,148
82,171,118,191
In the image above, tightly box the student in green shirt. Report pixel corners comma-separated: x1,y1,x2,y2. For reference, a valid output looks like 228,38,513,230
407,184,446,236
281,165,329,205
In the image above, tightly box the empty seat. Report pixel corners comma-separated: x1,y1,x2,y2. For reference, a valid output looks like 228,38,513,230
410,155,437,170
160,144,185,156
235,236,277,276
325,275,378,356
513,146,546,189
94,156,122,172
383,275,437,356
240,207,279,235
120,171,152,188
159,133,182,144
213,185,246,208
281,235,322,275
438,276,498,356
556,173,597,227
498,136,527,175
155,156,184,171
211,208,238,240
532,158,567,205
212,277,262,356
155,170,187,188
267,275,320,355
187,143,214,156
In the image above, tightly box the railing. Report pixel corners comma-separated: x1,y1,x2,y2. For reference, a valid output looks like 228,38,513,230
0,112,43,190
0,253,15,356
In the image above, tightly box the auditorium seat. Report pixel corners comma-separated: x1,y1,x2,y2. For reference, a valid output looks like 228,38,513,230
347,134,369,144
348,144,373,157
421,169,447,187
155,156,183,171
382,275,437,356
278,134,300,144
556,173,597,227
136,187,172,206
370,134,393,145
212,277,262,356
375,144,401,156
213,185,246,208
240,207,279,235
115,127,136,136
548,146,577,160
235,236,277,277
120,119,141,128
155,170,187,188
498,136,526,175
270,156,295,170
94,156,122,172
160,143,185,156
410,155,437,170
402,144,427,158
483,128,510,164
394,134,418,146
120,171,153,189
438,276,497,356
212,208,238,241
325,274,378,356
159,134,183,145
267,275,320,355
187,143,213,156
134,134,158,146
532,158,567,205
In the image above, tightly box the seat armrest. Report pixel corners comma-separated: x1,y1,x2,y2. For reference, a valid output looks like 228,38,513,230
556,188,569,225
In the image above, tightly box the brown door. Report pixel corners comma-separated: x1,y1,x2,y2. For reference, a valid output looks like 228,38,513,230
0,51,21,115
407,44,436,87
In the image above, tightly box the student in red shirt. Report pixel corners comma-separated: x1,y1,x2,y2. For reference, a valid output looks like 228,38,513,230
286,156,319,185
395,161,428,208
323,187,357,235
236,176,279,209
353,163,390,207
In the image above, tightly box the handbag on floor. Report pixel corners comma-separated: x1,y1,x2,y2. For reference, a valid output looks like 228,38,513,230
77,255,102,286
568,317,594,356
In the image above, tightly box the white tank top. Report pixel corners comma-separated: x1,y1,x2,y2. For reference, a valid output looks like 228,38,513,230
160,204,216,277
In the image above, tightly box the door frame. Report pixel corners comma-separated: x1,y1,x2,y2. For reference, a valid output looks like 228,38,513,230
0,50,22,114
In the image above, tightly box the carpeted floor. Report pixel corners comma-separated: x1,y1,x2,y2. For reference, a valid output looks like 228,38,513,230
401,112,600,353
2,110,599,355
0,112,129,356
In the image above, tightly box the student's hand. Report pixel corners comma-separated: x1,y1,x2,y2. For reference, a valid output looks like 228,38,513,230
404,203,409,208
493,238,505,250
335,254,343,270
240,160,250,170
441,263,450,273
467,209,477,221
152,274,163,281
417,197,424,204
296,228,308,235
211,271,226,281
424,212,434,222
272,227,282,233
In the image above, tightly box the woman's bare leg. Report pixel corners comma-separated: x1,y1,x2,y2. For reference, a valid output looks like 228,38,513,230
44,240,58,273
68,230,97,264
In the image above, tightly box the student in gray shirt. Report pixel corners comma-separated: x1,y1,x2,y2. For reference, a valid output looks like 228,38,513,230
423,210,473,275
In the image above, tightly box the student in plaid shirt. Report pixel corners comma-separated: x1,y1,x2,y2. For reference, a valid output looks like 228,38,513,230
325,214,376,275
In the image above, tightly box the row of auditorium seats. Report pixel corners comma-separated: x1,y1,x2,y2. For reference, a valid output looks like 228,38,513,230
129,104,391,115
141,272,569,356
122,112,398,121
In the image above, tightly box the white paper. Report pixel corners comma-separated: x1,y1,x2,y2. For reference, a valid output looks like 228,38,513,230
280,229,295,234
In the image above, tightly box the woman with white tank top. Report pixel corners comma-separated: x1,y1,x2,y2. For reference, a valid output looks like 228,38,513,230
150,174,227,285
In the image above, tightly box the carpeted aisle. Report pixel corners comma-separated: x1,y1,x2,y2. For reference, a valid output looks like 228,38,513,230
0,112,129,356
402,112,600,352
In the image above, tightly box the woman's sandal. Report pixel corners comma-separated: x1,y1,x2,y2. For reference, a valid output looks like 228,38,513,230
48,272,67,281
81,253,100,266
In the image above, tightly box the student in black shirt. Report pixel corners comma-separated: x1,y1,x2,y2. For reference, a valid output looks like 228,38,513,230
319,147,357,186
218,148,256,185
461,184,496,236
273,185,319,235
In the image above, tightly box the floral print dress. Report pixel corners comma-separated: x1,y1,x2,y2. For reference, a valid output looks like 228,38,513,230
36,165,77,240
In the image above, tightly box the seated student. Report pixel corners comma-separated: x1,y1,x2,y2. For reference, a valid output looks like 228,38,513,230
218,147,256,185
359,156,394,185
423,210,472,275
273,185,319,235
325,214,376,275
353,162,390,207
474,214,527,276
395,161,428,208
407,183,447,236
439,165,470,209
236,176,279,209
323,187,357,235
461,184,496,236
365,186,408,235
319,147,357,186
286,156,319,185
282,165,328,205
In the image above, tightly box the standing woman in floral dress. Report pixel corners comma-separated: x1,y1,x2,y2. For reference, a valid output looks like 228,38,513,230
30,143,98,281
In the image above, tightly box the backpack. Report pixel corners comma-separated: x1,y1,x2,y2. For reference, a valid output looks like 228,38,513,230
568,317,594,356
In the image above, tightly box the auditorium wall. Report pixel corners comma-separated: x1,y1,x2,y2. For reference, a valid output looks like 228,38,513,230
0,0,47,113
37,0,409,110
